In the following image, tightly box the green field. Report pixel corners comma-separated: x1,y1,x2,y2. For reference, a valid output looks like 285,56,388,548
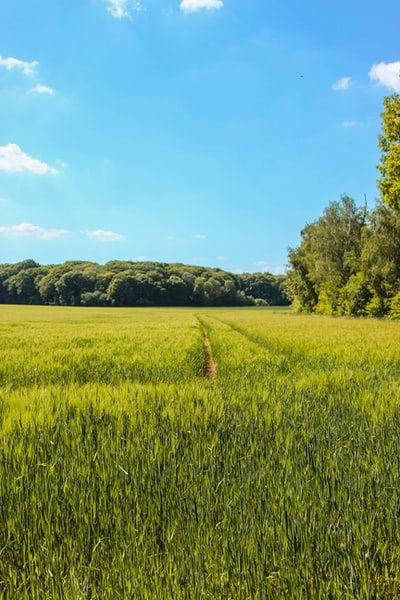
1,305,400,598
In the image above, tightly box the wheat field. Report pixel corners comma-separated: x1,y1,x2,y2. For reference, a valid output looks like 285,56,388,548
1,305,400,598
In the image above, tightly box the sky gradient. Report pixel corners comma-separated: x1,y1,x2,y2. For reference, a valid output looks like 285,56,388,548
1,0,399,274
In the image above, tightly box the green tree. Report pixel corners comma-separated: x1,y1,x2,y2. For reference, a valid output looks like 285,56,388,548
55,271,87,305
360,201,400,314
286,196,366,313
107,272,138,306
377,93,400,210
239,272,289,306
1,261,45,304
165,275,191,305
286,245,318,311
4,269,42,304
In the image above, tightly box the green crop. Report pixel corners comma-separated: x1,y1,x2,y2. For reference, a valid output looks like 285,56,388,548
1,305,400,598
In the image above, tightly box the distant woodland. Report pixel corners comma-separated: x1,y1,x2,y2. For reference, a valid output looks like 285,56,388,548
0,260,289,307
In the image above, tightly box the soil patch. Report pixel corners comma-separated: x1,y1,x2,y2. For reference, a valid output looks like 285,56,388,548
203,335,217,381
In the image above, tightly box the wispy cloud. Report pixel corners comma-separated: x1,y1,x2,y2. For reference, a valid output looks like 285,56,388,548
30,84,55,95
180,0,223,14
106,0,144,19
0,56,38,76
192,233,207,239
85,229,126,242
369,61,400,93
0,222,69,239
0,144,59,174
55,159,68,168
342,121,359,127
0,57,55,96
270,266,286,275
332,76,353,91
255,260,285,274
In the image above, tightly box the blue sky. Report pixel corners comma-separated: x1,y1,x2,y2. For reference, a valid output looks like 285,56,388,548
1,0,399,274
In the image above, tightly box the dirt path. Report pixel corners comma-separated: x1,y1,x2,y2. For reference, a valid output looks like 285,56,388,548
203,334,217,381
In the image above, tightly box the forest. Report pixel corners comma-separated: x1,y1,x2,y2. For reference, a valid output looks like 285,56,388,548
0,259,288,307
286,93,400,318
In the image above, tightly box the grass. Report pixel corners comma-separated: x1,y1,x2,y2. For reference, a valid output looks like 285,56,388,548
1,305,400,598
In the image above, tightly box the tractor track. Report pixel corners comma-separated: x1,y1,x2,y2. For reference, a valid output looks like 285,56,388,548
196,316,217,381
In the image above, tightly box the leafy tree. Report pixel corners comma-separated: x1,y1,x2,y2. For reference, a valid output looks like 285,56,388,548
165,275,192,305
107,272,138,306
56,271,88,305
285,246,318,311
239,272,289,306
81,291,110,306
286,196,366,313
220,277,238,304
0,261,45,304
389,291,400,319
339,273,371,316
4,269,43,304
360,201,400,313
377,93,400,210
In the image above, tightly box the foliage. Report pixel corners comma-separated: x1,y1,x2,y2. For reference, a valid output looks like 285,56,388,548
377,93,400,210
339,272,371,316
288,196,400,317
286,195,367,315
287,93,400,317
360,201,400,301
389,291,400,319
0,260,289,307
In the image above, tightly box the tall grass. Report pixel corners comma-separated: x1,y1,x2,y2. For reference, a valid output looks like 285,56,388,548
1,306,400,597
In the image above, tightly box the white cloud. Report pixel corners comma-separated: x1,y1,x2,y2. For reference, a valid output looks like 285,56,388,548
216,256,226,261
369,61,400,93
0,222,69,239
271,266,286,275
180,0,223,13
192,256,208,262
193,233,207,239
55,159,69,168
85,229,126,242
136,255,147,260
255,261,285,274
332,76,353,91
0,144,59,174
106,0,144,18
0,56,38,76
30,84,55,95
342,121,358,127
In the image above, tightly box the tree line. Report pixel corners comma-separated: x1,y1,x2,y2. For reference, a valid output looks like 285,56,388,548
286,93,400,318
0,259,289,307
